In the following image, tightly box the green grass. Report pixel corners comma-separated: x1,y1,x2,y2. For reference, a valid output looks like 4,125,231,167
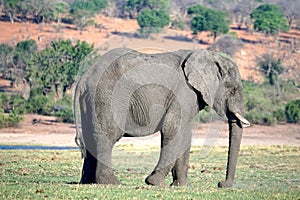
0,145,299,199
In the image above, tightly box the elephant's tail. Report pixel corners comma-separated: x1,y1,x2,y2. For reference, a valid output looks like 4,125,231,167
73,79,86,158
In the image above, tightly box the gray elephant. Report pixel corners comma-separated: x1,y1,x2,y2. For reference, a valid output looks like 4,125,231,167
73,48,250,188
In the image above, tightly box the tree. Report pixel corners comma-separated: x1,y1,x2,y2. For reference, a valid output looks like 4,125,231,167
258,53,284,86
70,0,108,33
0,40,37,85
18,0,60,23
0,43,14,80
189,5,230,41
137,9,170,37
250,4,289,36
285,99,300,123
13,40,37,85
276,0,300,28
208,34,244,57
3,0,21,23
54,2,69,23
231,0,262,29
0,0,4,15
70,0,108,15
125,0,169,18
27,40,94,97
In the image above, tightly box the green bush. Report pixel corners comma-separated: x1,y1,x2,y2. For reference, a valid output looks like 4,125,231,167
0,110,23,128
137,9,170,30
171,18,187,30
70,0,108,15
0,110,8,128
53,94,74,123
273,108,286,123
0,93,9,110
26,93,53,115
245,110,277,126
250,4,289,35
188,5,230,40
7,111,24,127
54,107,74,123
243,80,282,125
9,94,27,114
285,99,300,123
195,107,220,123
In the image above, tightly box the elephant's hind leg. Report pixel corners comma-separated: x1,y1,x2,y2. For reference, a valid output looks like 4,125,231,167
171,147,190,186
80,150,97,184
95,133,121,185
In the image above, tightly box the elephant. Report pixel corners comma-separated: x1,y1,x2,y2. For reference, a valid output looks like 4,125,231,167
73,48,250,188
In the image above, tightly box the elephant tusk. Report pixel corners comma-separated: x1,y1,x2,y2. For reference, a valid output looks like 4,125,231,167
234,112,251,128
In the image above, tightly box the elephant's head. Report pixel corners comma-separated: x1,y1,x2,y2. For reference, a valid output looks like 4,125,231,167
182,49,249,126
181,49,250,187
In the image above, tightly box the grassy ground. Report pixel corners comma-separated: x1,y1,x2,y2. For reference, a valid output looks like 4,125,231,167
0,145,299,199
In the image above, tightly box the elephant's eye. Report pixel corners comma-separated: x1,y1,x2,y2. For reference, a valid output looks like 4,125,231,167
231,89,236,95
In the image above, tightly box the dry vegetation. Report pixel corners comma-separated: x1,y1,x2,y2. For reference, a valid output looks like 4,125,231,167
1,16,299,83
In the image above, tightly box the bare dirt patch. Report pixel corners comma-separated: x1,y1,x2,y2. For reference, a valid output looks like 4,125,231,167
0,114,299,147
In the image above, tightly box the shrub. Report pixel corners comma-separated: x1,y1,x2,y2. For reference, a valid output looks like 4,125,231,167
70,0,108,14
208,34,244,57
285,99,300,123
188,5,230,40
250,4,289,35
26,93,53,115
0,110,23,128
243,80,283,125
7,111,24,127
194,107,220,123
0,110,8,128
0,93,9,110
245,110,277,126
53,94,74,123
9,94,27,114
54,107,74,123
138,9,170,28
171,18,187,30
258,54,284,85
273,108,286,123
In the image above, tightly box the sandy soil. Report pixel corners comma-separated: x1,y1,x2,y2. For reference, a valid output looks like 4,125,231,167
0,114,299,147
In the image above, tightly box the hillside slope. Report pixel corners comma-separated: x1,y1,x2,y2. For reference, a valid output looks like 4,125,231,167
0,16,299,82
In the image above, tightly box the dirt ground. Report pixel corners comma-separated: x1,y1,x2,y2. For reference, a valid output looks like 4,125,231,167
0,114,299,147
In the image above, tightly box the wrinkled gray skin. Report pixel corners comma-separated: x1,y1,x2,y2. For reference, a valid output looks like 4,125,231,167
74,48,250,188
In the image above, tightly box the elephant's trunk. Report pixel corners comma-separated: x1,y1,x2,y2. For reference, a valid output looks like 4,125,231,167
218,111,249,188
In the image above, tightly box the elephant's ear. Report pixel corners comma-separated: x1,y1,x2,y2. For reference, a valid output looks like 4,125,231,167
183,49,221,108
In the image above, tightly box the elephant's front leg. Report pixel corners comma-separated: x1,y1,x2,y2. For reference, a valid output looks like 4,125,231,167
145,129,176,186
145,118,189,186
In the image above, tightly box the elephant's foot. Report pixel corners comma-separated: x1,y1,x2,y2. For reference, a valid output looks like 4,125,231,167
96,173,121,185
80,176,95,184
218,180,233,188
145,172,166,186
170,179,188,187
96,165,121,185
